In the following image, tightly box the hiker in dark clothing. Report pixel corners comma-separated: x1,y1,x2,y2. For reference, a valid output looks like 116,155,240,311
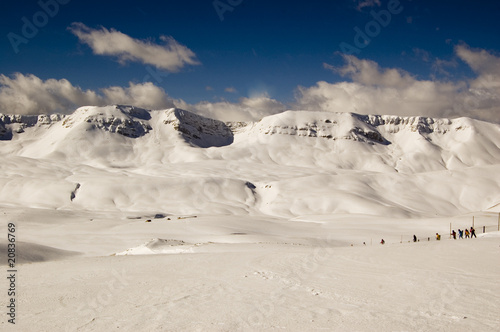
413,235,417,242
470,227,477,238
451,230,456,240
458,229,463,239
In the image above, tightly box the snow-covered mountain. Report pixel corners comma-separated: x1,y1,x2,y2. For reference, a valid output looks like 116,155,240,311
0,105,499,217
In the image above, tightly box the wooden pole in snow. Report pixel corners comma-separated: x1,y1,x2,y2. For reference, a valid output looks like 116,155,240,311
449,222,452,239
473,216,475,228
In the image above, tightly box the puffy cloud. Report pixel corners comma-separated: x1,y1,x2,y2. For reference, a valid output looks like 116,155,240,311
100,83,174,110
295,80,463,119
224,87,237,93
455,44,500,91
328,55,416,88
298,49,500,123
2,44,499,123
0,73,100,114
0,73,174,115
69,23,200,72
455,44,500,76
0,73,283,121
176,96,287,122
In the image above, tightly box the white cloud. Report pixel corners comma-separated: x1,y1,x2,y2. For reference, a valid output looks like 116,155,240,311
100,82,175,110
224,87,237,93
0,73,284,121
327,55,416,88
69,23,200,72
0,74,100,115
298,49,500,123
176,96,287,122
295,80,462,119
455,45,500,119
455,44,500,91
2,45,499,124
0,73,174,115
455,44,500,76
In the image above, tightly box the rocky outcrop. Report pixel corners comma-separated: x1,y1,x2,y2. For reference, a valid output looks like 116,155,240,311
163,108,234,147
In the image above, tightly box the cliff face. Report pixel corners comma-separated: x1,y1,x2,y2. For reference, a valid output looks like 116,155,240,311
0,113,63,140
163,108,234,147
244,111,477,145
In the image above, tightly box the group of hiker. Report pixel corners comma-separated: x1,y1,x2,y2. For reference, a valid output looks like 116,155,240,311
450,227,477,240
380,226,477,244
437,226,477,241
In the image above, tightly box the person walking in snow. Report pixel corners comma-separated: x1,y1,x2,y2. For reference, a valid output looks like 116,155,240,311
470,227,476,238
380,239,385,245
451,230,456,240
413,235,417,242
465,229,470,238
436,233,441,241
458,229,463,239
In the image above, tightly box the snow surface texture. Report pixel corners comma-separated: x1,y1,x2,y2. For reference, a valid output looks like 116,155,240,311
2,209,500,331
0,105,499,331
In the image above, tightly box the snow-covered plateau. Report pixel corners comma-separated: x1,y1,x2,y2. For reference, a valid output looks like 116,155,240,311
0,105,499,331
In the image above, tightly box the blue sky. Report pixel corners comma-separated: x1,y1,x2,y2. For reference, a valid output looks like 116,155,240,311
1,0,500,122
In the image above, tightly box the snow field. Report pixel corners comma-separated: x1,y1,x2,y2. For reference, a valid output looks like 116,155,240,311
0,106,499,330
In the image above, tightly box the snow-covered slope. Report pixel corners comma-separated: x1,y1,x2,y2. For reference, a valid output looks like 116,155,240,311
3,106,499,332
0,105,499,217
237,110,500,172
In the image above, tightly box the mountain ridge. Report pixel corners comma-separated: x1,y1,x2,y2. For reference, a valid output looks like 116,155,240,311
0,105,499,217
1,104,495,143
1,105,499,172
